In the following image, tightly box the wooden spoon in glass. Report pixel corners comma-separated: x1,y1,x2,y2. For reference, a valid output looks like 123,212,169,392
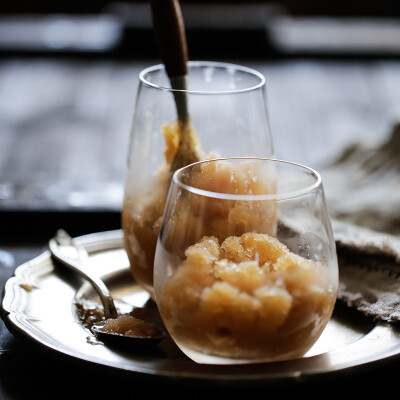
149,0,202,171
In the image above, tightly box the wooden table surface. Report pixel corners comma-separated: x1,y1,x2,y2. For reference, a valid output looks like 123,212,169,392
1,57,400,399
1,57,399,212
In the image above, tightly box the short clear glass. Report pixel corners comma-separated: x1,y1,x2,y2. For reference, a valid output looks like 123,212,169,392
122,62,274,299
154,158,338,364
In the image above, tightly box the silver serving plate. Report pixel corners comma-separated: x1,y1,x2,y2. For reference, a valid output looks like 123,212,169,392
2,229,400,385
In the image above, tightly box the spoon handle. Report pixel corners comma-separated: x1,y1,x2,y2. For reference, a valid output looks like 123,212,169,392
150,0,189,122
49,230,118,320
149,0,188,79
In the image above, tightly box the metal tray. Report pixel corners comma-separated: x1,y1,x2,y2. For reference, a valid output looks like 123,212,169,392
2,229,400,385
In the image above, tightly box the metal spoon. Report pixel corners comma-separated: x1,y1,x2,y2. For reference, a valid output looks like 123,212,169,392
49,229,165,346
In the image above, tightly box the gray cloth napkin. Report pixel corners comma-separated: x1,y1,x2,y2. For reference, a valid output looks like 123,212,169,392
332,219,400,322
320,124,400,322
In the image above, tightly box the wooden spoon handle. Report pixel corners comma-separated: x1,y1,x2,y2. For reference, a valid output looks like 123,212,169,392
149,0,188,79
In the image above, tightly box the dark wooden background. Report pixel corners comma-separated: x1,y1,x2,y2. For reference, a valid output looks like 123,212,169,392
0,58,397,211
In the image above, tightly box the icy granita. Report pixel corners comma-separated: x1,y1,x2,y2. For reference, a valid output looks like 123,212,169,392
122,119,203,297
160,159,277,259
122,128,276,297
156,232,337,362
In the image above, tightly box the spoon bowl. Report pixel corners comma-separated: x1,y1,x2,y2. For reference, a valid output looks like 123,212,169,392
49,229,165,347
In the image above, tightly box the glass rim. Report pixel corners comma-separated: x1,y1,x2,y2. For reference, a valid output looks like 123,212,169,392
173,157,322,201
139,61,266,95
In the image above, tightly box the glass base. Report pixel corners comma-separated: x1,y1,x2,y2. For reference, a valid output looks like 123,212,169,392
175,342,303,365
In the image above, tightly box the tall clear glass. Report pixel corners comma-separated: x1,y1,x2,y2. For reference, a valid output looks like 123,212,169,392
122,62,274,299
154,158,338,364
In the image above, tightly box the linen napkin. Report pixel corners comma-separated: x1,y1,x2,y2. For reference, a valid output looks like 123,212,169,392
321,123,400,322
332,219,400,322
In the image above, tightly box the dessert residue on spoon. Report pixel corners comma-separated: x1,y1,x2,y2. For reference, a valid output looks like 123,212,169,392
75,301,164,346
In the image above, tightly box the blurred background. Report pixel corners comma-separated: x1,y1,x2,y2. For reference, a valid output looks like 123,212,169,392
1,0,400,236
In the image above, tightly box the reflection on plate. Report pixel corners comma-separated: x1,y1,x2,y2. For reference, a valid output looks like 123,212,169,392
2,229,400,385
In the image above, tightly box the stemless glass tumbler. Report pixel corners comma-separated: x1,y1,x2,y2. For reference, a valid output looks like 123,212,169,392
122,62,274,299
154,158,338,365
